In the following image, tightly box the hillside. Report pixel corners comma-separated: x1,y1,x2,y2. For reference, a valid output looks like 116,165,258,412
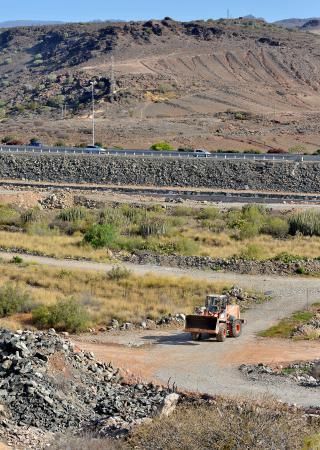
0,18,320,151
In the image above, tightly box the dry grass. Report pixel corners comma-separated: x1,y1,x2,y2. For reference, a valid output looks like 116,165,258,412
0,261,229,328
128,399,317,450
195,231,320,259
0,232,110,261
0,230,320,261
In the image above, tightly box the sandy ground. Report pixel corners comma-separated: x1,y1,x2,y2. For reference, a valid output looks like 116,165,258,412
0,251,319,407
0,181,319,210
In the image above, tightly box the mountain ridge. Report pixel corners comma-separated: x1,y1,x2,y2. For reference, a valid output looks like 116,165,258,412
0,18,319,152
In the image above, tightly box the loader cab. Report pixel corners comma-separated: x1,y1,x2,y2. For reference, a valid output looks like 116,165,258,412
206,295,229,313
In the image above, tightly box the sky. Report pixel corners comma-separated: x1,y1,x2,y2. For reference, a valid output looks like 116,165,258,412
1,0,319,23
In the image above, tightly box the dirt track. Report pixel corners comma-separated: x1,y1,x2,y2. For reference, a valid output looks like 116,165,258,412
1,251,319,407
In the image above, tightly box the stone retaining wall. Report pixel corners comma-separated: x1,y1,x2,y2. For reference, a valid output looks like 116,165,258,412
123,252,320,276
0,153,319,192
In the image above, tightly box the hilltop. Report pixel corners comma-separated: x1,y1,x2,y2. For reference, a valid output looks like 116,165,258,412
0,18,320,151
275,17,320,30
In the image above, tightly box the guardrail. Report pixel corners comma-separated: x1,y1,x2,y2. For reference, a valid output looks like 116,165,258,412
0,145,315,162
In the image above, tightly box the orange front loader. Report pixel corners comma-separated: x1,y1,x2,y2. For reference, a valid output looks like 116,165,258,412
185,295,246,342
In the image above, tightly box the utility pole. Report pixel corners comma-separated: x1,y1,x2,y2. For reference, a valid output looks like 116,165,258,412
227,9,230,19
90,81,95,146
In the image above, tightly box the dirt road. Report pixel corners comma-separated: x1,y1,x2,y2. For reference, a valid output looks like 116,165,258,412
1,251,319,407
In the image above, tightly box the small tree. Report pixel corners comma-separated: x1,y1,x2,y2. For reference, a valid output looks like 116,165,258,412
150,141,174,151
83,224,117,248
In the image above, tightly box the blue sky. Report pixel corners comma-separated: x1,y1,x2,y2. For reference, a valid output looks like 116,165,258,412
2,0,319,23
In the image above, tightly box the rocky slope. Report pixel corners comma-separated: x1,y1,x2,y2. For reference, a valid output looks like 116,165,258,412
0,329,174,448
1,18,320,151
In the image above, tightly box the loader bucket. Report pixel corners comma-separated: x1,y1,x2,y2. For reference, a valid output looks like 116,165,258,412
185,315,218,334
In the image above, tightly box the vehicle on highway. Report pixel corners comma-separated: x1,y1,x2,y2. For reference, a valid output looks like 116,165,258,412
193,149,211,157
185,294,246,342
28,140,43,148
83,145,107,153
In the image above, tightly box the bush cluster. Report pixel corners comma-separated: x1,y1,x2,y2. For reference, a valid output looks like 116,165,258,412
289,210,320,237
0,201,318,260
0,283,34,317
32,297,90,333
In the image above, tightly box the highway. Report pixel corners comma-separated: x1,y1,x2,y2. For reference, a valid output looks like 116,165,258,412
0,145,317,161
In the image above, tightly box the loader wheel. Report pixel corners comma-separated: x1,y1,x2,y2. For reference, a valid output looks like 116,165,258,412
191,333,201,341
231,320,242,338
217,324,227,342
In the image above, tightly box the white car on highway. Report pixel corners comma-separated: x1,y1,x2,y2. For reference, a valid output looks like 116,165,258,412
193,149,211,157
83,145,107,153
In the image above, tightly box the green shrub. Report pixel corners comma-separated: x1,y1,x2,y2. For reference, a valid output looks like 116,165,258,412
0,205,19,226
119,204,146,224
241,204,266,224
239,222,260,240
32,297,89,332
21,208,42,224
273,252,305,263
289,210,320,236
150,141,174,151
239,244,266,260
229,205,266,240
99,207,128,228
107,266,132,280
10,256,23,264
116,236,145,253
262,217,289,238
172,206,196,217
296,266,306,275
0,283,34,317
138,218,168,237
173,238,199,256
197,207,219,220
58,207,87,222
83,224,117,248
234,111,247,120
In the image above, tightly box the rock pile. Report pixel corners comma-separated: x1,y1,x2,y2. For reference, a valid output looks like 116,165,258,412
0,329,173,447
240,361,320,388
104,314,186,333
123,251,320,276
294,312,320,338
39,192,72,209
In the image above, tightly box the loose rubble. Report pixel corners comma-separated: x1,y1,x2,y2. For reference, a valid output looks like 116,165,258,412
240,361,320,388
293,312,320,338
39,192,73,209
0,329,174,448
123,251,320,276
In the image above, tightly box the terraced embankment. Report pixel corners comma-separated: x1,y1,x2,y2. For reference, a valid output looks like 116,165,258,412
0,153,320,192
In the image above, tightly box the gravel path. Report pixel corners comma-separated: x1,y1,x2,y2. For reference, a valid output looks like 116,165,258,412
1,251,319,407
